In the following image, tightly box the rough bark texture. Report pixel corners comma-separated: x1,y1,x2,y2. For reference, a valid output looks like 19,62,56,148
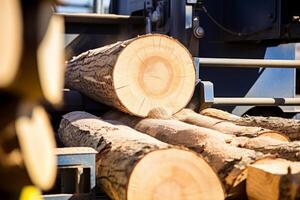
58,111,172,200
174,109,286,139
175,109,300,161
65,40,132,113
200,108,300,141
65,34,195,117
232,136,300,161
102,110,265,194
58,111,225,200
236,116,300,141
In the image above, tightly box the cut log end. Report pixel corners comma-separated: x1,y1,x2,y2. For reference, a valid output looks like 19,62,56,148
59,111,224,199
247,158,300,200
65,34,195,117
0,0,22,87
259,131,290,142
37,14,65,106
128,148,225,200
15,105,57,190
113,34,195,117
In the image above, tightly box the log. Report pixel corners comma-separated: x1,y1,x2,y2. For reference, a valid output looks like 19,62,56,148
6,2,65,106
247,158,300,200
174,109,288,140
174,109,300,161
37,14,65,106
65,34,196,117
107,108,300,160
58,111,224,200
200,108,300,141
231,136,300,161
0,104,57,191
200,108,240,121
102,110,266,195
15,104,57,190
0,0,22,88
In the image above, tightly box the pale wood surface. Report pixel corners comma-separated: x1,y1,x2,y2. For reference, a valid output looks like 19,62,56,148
59,111,224,200
65,34,195,117
247,158,300,200
201,108,300,141
15,104,57,190
37,14,65,106
102,110,267,195
0,0,22,87
5,3,65,105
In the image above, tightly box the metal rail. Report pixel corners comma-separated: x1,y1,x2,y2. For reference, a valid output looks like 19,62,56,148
57,13,145,24
213,97,300,106
199,57,300,68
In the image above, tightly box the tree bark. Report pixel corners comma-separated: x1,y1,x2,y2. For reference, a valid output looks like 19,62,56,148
247,158,300,200
200,108,240,121
174,109,288,140
200,108,300,141
102,110,266,195
58,111,224,200
174,109,300,161
65,34,195,117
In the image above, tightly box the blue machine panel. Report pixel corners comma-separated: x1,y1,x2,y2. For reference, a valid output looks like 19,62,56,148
232,43,297,115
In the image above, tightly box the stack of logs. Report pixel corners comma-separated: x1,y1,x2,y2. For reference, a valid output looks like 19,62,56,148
0,1,65,194
60,34,300,200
